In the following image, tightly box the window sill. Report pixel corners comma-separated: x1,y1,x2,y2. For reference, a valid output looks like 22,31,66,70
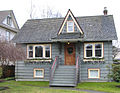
83,57,104,61
25,58,52,62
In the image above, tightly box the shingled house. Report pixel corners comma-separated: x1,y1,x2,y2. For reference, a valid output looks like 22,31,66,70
0,10,19,41
13,9,117,86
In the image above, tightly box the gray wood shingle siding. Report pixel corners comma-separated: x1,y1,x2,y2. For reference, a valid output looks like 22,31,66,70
15,41,113,82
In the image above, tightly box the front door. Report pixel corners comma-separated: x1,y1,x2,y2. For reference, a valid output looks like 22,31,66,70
65,43,75,65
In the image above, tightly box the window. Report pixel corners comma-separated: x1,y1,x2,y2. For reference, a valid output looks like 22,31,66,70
35,46,43,57
84,43,103,58
67,21,74,32
34,68,44,78
7,16,12,26
85,44,93,57
28,46,33,58
6,31,10,41
45,45,50,57
27,44,51,59
88,69,100,79
95,44,102,57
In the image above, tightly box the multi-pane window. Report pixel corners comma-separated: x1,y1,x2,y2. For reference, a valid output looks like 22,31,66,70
6,31,10,41
27,44,51,59
88,69,100,79
84,43,103,58
67,21,74,32
34,68,44,78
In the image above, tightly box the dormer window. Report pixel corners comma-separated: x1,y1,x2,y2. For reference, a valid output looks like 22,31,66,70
7,16,12,26
67,21,74,32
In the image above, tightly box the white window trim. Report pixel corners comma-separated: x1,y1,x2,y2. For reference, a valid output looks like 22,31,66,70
84,42,103,58
67,21,74,32
88,68,100,79
27,44,51,59
34,68,44,78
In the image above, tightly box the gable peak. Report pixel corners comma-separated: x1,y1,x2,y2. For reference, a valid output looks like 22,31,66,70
58,9,83,35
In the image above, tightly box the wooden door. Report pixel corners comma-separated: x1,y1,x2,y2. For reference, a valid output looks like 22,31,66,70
65,44,75,65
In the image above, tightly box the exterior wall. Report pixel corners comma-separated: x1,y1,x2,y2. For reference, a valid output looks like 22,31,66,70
79,41,113,82
0,27,16,41
15,43,62,81
15,41,113,82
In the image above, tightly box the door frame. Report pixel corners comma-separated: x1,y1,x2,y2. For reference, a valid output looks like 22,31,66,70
64,43,76,65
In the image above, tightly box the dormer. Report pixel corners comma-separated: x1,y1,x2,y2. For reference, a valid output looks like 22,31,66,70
58,9,83,35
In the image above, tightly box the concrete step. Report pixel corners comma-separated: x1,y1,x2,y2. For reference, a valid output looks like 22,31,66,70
51,80,75,84
52,78,75,81
50,83,76,87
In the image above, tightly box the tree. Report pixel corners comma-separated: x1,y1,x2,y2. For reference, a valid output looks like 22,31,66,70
30,5,62,19
113,46,119,58
0,40,26,66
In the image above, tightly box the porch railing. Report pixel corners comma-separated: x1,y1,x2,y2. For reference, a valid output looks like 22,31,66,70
50,56,59,84
75,56,79,85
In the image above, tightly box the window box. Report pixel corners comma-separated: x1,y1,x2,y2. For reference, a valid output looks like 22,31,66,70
88,68,100,79
24,58,52,63
34,68,44,78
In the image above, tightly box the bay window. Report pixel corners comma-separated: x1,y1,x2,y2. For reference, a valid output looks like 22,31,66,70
84,43,103,58
27,44,51,59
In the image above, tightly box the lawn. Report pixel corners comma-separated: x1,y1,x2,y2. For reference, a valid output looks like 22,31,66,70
0,80,87,93
0,79,120,93
76,82,120,93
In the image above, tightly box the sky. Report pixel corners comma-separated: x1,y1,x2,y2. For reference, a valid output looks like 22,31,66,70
0,0,120,44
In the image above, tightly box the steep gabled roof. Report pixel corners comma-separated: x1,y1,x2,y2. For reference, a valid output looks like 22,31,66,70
13,15,117,43
0,10,19,33
58,9,83,35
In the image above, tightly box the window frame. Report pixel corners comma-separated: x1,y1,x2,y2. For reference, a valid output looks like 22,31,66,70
84,43,103,58
7,16,12,26
67,21,74,32
34,68,44,78
6,31,10,41
88,68,100,79
27,44,51,59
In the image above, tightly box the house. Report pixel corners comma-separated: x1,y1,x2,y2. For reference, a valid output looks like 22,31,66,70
13,9,117,86
0,10,19,41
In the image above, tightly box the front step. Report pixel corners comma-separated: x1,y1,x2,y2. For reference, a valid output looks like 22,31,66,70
50,65,76,87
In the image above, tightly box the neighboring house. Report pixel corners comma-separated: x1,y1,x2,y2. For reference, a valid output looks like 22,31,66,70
0,10,19,41
114,48,120,60
13,9,117,86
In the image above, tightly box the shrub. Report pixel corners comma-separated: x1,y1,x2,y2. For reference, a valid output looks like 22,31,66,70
111,64,120,82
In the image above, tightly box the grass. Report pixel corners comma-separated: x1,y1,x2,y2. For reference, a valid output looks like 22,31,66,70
0,80,87,93
76,82,120,93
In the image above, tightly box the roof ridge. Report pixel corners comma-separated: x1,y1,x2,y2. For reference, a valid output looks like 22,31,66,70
27,15,113,21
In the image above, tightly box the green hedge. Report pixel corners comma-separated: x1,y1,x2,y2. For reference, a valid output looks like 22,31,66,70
111,64,120,82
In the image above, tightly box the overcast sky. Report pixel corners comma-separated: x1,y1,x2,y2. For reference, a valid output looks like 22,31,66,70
0,0,120,43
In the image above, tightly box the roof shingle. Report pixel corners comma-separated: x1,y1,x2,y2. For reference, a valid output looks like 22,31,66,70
13,15,117,43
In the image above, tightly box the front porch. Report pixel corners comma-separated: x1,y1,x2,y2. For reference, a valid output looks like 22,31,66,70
50,41,81,86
